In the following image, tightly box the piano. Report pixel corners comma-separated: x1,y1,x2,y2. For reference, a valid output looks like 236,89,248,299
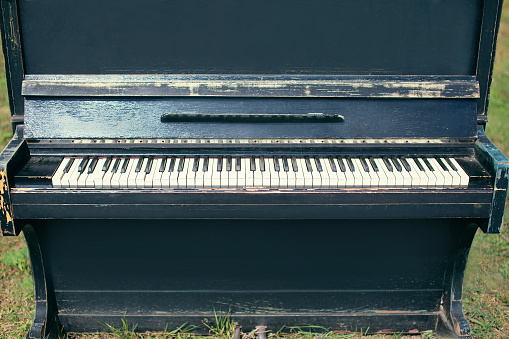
0,1,507,338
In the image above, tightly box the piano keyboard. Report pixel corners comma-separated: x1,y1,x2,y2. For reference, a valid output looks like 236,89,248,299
51,156,470,189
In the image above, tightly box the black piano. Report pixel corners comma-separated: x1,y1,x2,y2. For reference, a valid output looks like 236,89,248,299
1,1,508,338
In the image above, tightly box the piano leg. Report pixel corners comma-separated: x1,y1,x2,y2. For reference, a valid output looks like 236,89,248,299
23,224,61,339
436,222,477,339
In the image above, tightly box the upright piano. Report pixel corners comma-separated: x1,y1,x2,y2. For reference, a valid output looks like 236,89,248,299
1,1,508,338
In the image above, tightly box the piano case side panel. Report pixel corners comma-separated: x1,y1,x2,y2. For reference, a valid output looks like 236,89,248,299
25,218,479,336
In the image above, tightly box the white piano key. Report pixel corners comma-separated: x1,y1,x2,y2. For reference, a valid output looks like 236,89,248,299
405,158,424,187
366,158,380,187
151,158,163,188
337,158,354,188
260,157,271,188
204,157,214,188
269,158,280,189
61,158,80,188
435,158,455,187
110,158,124,189
119,159,135,188
246,158,255,187
294,158,306,188
236,158,246,188
334,158,348,188
126,157,140,188
142,158,156,188
324,157,338,188
172,157,185,188
373,158,389,187
101,158,116,189
135,158,147,188
91,158,107,188
278,158,289,189
352,159,368,188
387,158,405,187
315,157,329,188
219,158,229,188
397,158,413,187
52,157,70,188
441,158,461,186
226,158,236,189
297,158,312,188
211,158,221,188
184,157,196,188
348,159,363,187
378,158,396,186
309,158,321,188
420,158,438,187
253,157,264,187
194,157,205,188
428,158,446,187
449,158,469,186
402,158,421,187
177,157,192,188
77,159,91,188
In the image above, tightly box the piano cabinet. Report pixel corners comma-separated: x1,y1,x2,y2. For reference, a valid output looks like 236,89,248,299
1,0,508,338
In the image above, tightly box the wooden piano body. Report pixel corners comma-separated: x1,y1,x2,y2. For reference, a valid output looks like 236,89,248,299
0,1,508,338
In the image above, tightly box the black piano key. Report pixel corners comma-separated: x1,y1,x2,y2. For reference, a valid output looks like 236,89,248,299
217,157,223,172
78,157,89,173
121,158,130,173
435,157,448,171
314,157,323,172
274,157,281,172
400,157,411,171
159,157,167,172
135,157,144,173
359,158,369,172
368,157,378,172
291,157,299,172
202,157,209,172
422,158,434,171
383,157,393,172
102,157,112,172
304,157,312,172
63,158,75,173
336,157,346,172
235,157,241,171
145,157,154,174
88,156,98,174
259,156,266,172
413,157,425,171
168,157,176,172
328,156,337,172
282,156,290,172
445,158,458,171
226,156,232,171
390,157,402,172
111,158,121,173
250,156,256,171
345,157,355,172
192,156,200,172
177,157,185,172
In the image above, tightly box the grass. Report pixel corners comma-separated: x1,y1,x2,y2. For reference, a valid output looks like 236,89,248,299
2,3,509,338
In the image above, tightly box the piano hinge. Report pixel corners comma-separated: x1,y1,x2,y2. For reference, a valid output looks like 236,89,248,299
10,115,24,123
477,115,489,124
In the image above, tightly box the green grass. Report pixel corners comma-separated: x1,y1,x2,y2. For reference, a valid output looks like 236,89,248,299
2,3,509,338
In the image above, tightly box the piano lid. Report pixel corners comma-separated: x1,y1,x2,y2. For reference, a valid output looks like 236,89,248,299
0,0,503,130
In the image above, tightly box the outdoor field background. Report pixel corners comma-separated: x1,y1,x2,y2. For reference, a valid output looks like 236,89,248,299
1,4,509,339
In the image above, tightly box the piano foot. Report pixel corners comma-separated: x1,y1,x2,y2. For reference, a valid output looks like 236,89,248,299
436,222,477,339
23,224,62,339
